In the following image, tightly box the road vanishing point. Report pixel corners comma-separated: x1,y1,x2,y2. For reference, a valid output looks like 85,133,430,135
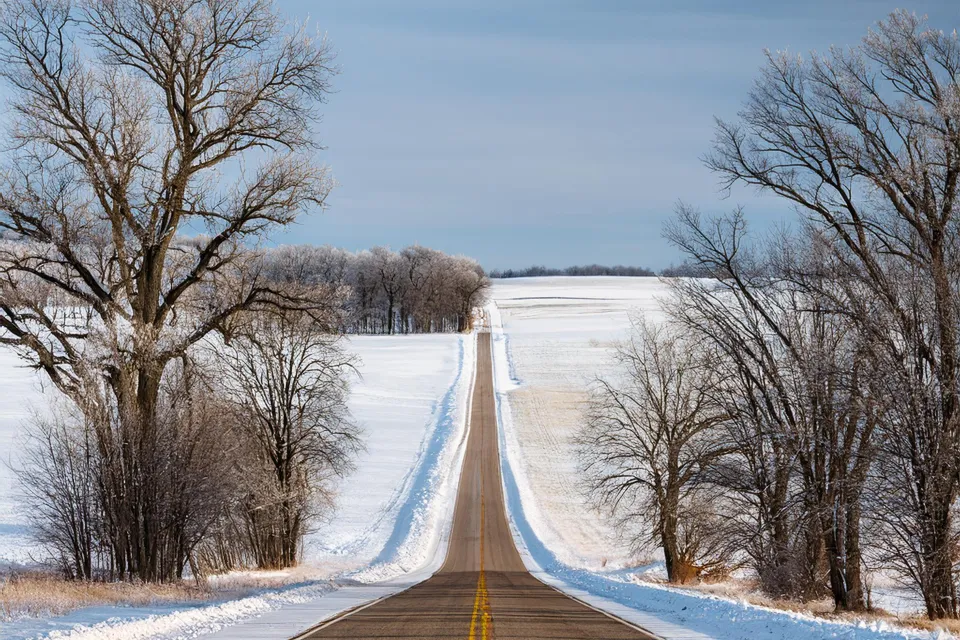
296,330,656,640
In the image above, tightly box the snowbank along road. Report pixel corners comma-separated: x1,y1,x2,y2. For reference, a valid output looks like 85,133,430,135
298,330,654,639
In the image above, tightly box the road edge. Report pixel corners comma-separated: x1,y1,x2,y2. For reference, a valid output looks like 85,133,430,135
289,330,482,640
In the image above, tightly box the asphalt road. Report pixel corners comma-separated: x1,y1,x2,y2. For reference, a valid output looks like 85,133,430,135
299,331,655,640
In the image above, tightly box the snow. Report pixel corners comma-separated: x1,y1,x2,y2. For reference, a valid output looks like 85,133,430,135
305,334,474,576
0,349,47,568
489,277,668,571
0,333,476,640
489,276,938,640
869,581,928,620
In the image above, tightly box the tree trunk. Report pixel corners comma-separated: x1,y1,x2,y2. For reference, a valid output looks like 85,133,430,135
815,483,865,611
106,364,178,582
823,521,844,608
925,246,960,619
843,499,866,611
387,294,395,335
661,511,680,583
660,477,686,584
923,502,958,619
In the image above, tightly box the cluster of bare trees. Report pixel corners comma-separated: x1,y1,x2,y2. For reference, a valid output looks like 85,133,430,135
263,244,489,334
19,309,360,580
0,0,362,581
582,11,960,620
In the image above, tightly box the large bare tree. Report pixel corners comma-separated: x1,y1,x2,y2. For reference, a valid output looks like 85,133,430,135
579,316,730,584
705,11,960,617
0,0,335,582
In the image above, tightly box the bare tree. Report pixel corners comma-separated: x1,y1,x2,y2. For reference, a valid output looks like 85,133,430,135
665,207,877,609
0,0,336,582
450,255,489,332
17,404,102,579
17,356,240,582
579,317,730,584
370,246,404,335
704,11,960,617
216,310,361,569
400,245,440,332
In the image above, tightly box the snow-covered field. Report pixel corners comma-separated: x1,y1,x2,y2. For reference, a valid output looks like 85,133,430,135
305,334,473,578
489,276,936,640
1,333,476,640
0,350,47,568
490,276,668,571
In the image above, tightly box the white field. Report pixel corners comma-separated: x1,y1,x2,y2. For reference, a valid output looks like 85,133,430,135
489,276,669,570
0,350,47,567
306,334,471,574
0,333,475,640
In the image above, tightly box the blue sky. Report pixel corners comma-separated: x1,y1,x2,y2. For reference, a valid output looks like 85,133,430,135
276,1,958,270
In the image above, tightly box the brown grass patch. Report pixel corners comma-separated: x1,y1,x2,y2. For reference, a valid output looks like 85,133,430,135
895,616,960,635
0,571,209,621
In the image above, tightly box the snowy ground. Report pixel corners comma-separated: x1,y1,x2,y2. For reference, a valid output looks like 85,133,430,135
489,276,938,640
305,334,474,579
489,276,668,571
1,333,476,640
0,350,47,568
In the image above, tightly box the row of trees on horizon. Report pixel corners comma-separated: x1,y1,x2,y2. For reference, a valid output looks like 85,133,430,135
489,264,656,278
267,244,489,335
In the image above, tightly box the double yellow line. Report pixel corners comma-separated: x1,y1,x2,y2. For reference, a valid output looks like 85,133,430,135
467,540,492,639
467,420,492,639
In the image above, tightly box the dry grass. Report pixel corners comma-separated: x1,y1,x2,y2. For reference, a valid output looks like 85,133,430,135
0,571,209,622
0,566,329,622
895,616,960,635
652,577,954,636
205,565,330,592
670,578,836,613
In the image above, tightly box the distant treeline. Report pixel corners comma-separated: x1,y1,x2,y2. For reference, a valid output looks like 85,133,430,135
265,244,490,334
489,263,710,278
490,264,655,278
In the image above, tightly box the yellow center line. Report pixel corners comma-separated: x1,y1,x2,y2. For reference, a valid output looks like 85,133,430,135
468,388,493,640
468,502,492,639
